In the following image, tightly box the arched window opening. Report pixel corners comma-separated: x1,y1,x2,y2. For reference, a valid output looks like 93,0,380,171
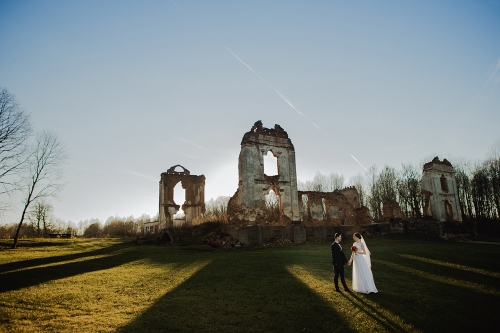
265,189,279,209
302,194,309,215
321,198,327,220
173,182,186,219
440,174,449,193
444,200,453,221
173,166,185,173
263,151,278,176
265,189,281,222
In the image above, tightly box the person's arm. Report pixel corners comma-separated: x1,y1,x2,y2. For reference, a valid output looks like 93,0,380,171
331,244,337,265
357,243,366,255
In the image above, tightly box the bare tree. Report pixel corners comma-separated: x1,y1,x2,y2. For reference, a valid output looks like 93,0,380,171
28,200,53,237
349,173,367,207
13,131,67,248
0,88,32,197
327,173,345,191
454,159,475,220
264,190,281,222
366,165,382,221
83,222,102,238
311,172,327,192
397,163,422,218
471,161,496,220
298,171,345,192
487,140,500,219
202,196,230,223
378,165,398,203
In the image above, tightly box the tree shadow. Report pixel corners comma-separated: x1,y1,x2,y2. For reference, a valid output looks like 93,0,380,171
0,239,70,248
360,257,500,332
340,292,410,332
0,241,130,274
117,250,354,333
0,245,142,293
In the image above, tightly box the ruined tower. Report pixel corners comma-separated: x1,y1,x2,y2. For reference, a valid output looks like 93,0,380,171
159,165,205,228
421,157,462,222
228,121,300,225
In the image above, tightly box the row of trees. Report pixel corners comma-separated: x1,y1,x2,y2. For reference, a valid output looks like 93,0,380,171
81,214,153,238
0,87,67,247
455,148,500,221
0,214,156,239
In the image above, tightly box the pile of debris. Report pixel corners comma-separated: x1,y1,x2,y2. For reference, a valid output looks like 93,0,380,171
167,222,237,248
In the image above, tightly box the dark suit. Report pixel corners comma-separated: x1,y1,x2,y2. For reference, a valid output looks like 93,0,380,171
331,241,349,291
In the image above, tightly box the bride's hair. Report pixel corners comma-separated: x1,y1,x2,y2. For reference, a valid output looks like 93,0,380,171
354,232,362,239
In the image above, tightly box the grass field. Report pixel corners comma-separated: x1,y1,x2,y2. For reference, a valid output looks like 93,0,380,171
0,234,499,333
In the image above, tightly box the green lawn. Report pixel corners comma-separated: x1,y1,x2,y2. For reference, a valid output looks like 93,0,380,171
0,235,499,332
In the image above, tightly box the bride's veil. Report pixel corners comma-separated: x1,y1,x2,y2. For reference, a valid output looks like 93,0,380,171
360,235,372,267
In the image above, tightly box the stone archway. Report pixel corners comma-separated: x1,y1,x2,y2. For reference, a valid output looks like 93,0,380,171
159,165,205,228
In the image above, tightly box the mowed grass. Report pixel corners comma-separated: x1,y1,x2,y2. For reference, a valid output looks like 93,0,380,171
0,235,499,333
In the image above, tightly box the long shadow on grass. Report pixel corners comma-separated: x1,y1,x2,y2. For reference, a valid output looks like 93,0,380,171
0,245,142,293
362,256,500,332
0,241,129,274
118,250,354,333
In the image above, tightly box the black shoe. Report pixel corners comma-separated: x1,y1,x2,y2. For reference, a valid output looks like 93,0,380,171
344,288,351,292
335,288,341,292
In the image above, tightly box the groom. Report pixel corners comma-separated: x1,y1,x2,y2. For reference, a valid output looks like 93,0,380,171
331,233,350,292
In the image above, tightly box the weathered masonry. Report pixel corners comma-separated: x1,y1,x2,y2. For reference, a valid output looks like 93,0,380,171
158,165,205,228
226,121,374,245
298,187,372,226
421,157,462,222
228,121,300,226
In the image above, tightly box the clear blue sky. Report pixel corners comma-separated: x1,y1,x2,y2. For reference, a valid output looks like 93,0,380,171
1,0,499,224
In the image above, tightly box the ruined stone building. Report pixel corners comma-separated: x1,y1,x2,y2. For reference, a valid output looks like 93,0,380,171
421,157,462,222
227,121,372,234
227,121,300,226
158,165,205,228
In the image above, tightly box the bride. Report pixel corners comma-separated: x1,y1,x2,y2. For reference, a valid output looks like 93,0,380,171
348,233,378,294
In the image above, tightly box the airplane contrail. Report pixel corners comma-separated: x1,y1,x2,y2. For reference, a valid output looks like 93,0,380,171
351,155,368,172
225,45,366,172
224,45,328,137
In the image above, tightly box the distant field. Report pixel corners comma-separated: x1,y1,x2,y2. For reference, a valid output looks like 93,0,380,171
0,235,499,332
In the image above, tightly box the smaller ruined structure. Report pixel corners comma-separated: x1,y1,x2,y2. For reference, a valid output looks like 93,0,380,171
298,187,372,226
421,157,462,222
159,165,205,228
382,201,403,222
144,220,160,234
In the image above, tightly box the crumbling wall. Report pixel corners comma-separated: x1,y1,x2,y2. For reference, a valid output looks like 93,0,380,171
339,186,361,208
228,121,300,227
383,201,403,222
421,157,462,222
298,188,371,226
159,165,206,228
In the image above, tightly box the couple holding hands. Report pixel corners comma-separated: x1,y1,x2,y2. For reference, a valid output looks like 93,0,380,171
331,232,378,294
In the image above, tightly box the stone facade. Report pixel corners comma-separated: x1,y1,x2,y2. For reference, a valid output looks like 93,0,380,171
421,157,462,222
159,165,205,228
298,187,371,226
382,201,403,222
228,121,300,226
144,220,160,234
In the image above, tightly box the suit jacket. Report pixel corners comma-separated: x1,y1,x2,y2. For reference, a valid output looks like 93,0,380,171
331,242,348,266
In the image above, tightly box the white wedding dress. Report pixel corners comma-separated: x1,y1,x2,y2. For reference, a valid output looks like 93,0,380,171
352,241,378,294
